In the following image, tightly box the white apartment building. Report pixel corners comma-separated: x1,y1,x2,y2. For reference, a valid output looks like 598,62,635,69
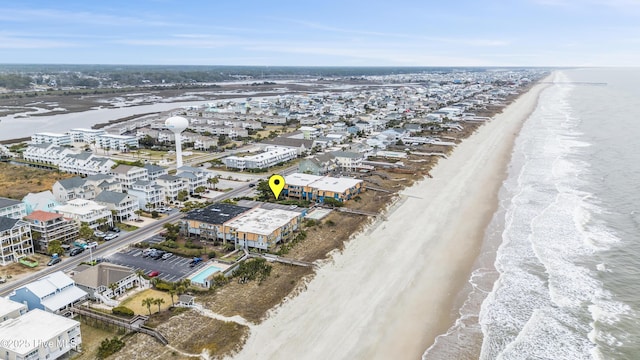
31,132,72,146
109,165,148,189
156,175,186,202
23,143,76,166
0,197,27,219
0,309,82,360
176,166,208,194
0,298,27,322
53,199,113,230
223,146,298,171
0,217,33,266
94,191,139,222
143,164,168,180
24,211,79,252
58,152,117,176
96,134,139,151
67,128,106,143
129,181,164,210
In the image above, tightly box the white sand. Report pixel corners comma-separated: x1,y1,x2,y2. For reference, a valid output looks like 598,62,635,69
231,81,549,360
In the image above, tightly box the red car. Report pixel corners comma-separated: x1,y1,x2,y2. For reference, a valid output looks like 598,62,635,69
148,270,160,277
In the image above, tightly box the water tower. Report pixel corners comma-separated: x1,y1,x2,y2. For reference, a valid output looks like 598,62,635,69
165,116,189,168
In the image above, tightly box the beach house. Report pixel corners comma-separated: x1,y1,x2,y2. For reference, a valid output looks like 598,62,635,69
0,216,34,266
24,211,79,253
9,271,87,313
284,173,365,203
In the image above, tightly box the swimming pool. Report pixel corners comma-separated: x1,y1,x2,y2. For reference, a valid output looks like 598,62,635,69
190,265,222,285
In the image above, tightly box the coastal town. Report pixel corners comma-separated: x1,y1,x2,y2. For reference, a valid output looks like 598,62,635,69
0,68,546,359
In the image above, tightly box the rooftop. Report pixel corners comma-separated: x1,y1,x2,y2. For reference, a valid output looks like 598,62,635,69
54,199,107,215
225,208,300,236
184,203,252,225
72,263,134,289
0,297,26,319
285,173,363,193
0,197,22,209
24,210,64,223
0,216,21,232
0,309,79,355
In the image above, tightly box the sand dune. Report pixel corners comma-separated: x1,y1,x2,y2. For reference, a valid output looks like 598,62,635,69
230,81,549,360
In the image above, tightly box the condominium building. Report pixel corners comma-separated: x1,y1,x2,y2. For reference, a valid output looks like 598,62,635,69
22,143,76,166
223,207,302,250
24,211,79,253
223,146,298,170
110,165,148,189
0,217,33,266
96,134,139,151
53,199,113,230
143,163,168,180
58,152,117,176
129,181,164,210
0,197,27,219
67,128,106,143
284,172,365,203
156,175,186,202
176,166,208,193
0,309,82,360
0,297,27,322
94,191,139,222
31,132,72,146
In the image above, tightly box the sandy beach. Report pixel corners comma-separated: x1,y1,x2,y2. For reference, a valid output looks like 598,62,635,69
231,80,549,360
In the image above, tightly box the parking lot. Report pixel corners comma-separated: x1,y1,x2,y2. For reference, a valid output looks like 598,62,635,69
106,248,207,283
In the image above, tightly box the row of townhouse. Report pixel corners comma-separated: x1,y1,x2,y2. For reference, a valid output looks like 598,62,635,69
32,128,139,151
181,202,305,251
298,150,368,175
222,146,298,171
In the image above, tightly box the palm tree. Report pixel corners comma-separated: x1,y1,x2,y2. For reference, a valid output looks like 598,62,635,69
142,297,154,316
135,269,145,287
134,209,143,220
169,289,176,306
176,285,186,295
181,278,191,289
108,283,118,297
153,298,165,313
207,177,219,190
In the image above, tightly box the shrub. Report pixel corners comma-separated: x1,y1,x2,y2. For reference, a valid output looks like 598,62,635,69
151,210,159,218
97,337,125,359
325,220,336,227
207,250,217,259
154,282,174,291
111,306,134,317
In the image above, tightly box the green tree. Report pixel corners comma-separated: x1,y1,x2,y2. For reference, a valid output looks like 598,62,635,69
108,283,118,297
96,217,108,232
207,176,219,190
194,186,206,194
153,298,165,313
47,240,64,256
177,190,189,202
142,297,154,316
169,289,176,306
255,178,276,201
135,269,145,286
234,258,273,284
79,222,93,239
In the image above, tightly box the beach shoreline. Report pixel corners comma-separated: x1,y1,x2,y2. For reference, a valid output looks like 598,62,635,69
230,78,551,360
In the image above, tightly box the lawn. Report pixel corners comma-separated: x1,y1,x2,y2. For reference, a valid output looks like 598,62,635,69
119,289,174,316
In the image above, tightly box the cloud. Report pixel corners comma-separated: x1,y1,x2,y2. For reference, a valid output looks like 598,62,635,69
0,34,78,49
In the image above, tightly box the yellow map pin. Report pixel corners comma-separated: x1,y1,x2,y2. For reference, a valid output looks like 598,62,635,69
268,175,285,199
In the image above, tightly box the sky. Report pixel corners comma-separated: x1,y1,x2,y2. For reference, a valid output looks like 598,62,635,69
1,0,639,66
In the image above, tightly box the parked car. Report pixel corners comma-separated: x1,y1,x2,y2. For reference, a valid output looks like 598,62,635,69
86,242,98,249
142,248,153,257
248,183,256,187
148,270,160,277
69,247,84,256
189,257,202,267
152,250,166,260
47,257,62,266
161,252,173,260
104,233,118,241
110,227,121,233
93,231,106,238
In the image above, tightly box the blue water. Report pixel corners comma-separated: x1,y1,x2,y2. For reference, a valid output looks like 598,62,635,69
190,265,222,284
424,69,640,359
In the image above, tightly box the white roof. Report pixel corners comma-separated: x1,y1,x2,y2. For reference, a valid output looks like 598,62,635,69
284,173,322,187
54,199,107,216
41,286,87,312
0,297,26,318
0,309,79,355
23,271,75,298
285,173,363,193
34,132,68,137
225,208,300,236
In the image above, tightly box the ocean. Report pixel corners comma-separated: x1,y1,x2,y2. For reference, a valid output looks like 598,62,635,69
424,68,640,359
